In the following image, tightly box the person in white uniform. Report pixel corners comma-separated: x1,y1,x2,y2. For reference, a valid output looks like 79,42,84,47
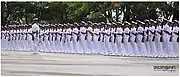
86,21,93,54
92,23,100,54
71,23,80,54
136,21,148,57
171,20,179,57
162,19,172,57
99,22,106,55
115,22,125,56
130,21,139,57
123,21,133,56
104,23,112,55
56,24,63,53
148,20,158,57
168,21,176,57
31,18,40,54
143,19,151,57
109,23,117,55
79,21,87,54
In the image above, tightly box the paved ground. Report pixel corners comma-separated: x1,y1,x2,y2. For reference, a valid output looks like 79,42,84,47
1,50,179,76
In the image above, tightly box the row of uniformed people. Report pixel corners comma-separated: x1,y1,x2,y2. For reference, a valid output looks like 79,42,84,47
1,19,179,57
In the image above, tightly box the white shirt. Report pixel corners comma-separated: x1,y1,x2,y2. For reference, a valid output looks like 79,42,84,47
116,27,123,34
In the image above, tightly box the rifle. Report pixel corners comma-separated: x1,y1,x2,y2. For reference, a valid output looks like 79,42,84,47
109,33,112,42
85,31,87,40
169,35,173,42
102,34,105,42
18,34,21,40
55,33,57,41
76,32,80,42
70,34,73,41
42,34,45,41
85,34,87,40
11,34,14,41
1,33,3,39
25,34,28,40
98,34,101,41
163,30,172,36
21,34,24,40
92,35,94,41
60,34,62,41
141,32,145,42
51,33,54,41
114,33,116,43
77,35,79,42
8,34,10,41
177,37,179,42
64,34,66,43
135,36,137,42
109,36,112,42
121,33,124,43
5,34,7,39
132,32,137,42
128,36,131,42
48,34,50,41
152,31,156,42
15,34,17,40
146,30,149,42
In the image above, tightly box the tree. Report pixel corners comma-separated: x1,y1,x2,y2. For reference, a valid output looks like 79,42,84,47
1,1,179,25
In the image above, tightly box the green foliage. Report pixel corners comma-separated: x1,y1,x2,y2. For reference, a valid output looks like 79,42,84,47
1,2,179,26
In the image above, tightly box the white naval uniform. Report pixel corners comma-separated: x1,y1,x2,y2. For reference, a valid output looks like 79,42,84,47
6,31,11,50
16,32,21,50
44,30,50,52
31,23,40,53
110,28,116,55
58,28,63,53
144,27,150,56
148,26,158,57
79,27,87,53
100,27,105,54
104,28,111,55
21,32,26,51
2,31,6,50
53,30,58,52
51,31,57,52
155,25,164,57
123,27,133,56
86,27,93,54
93,28,101,54
61,29,66,53
9,31,13,50
71,28,78,53
1,32,5,50
66,28,73,53
39,31,45,52
162,24,171,57
172,26,179,57
115,27,125,56
48,30,54,52
130,27,139,56
137,26,147,56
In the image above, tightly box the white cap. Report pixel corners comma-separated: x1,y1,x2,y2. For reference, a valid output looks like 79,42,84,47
31,23,40,32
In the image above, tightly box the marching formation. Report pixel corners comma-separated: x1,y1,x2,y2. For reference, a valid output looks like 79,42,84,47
1,19,179,58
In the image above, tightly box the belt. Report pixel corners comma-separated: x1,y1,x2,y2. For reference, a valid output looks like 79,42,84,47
117,33,123,36
81,32,86,34
32,31,38,34
94,33,99,36
138,33,144,36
